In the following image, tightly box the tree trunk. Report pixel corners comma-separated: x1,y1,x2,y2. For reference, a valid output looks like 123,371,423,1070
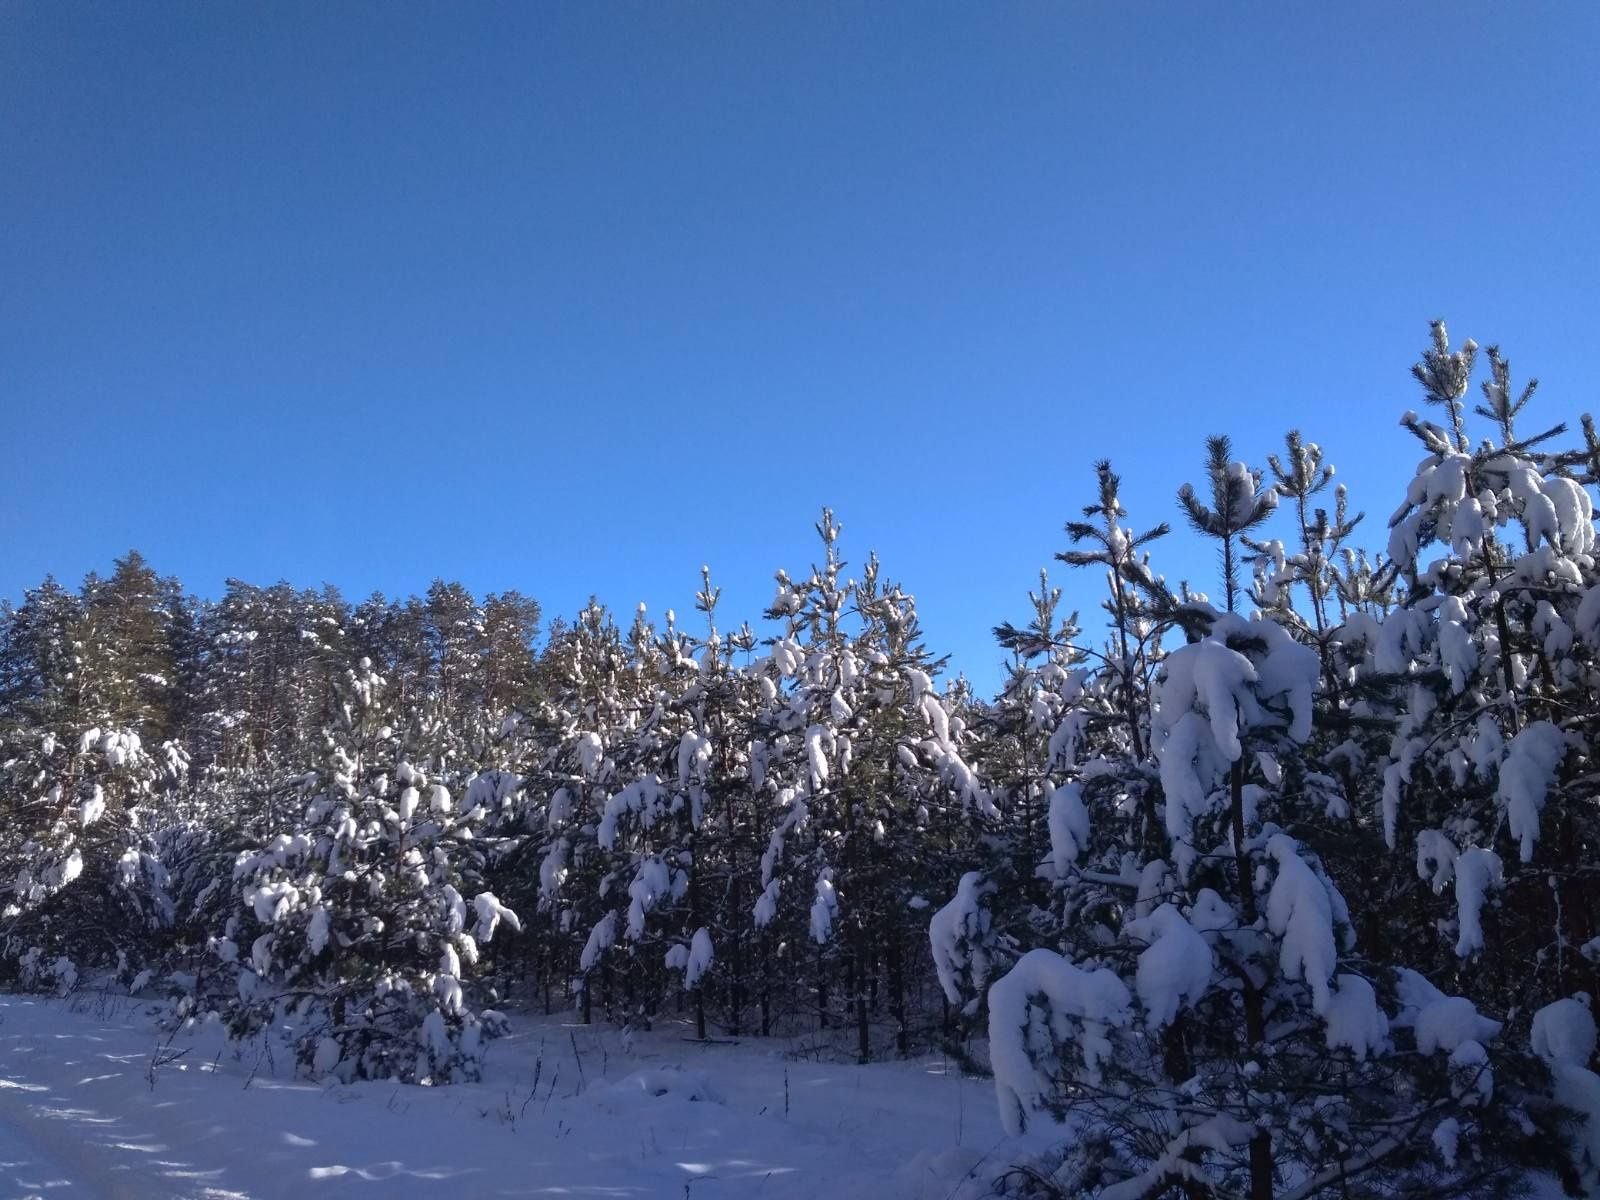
854,935,870,1065
889,936,908,1057
1231,760,1273,1199
760,935,772,1037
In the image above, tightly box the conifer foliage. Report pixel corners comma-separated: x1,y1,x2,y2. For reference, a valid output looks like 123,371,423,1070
2,323,1599,1194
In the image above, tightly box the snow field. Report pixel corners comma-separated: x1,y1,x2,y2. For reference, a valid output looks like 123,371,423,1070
0,992,1005,1200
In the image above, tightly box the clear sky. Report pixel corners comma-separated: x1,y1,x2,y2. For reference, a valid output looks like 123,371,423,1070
4,2,1598,691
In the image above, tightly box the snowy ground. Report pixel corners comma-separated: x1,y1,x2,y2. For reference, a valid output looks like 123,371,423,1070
0,992,1007,1200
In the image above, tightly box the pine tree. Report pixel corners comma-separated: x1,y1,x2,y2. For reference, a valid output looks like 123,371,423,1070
978,425,1569,1197
76,551,180,742
223,657,518,1082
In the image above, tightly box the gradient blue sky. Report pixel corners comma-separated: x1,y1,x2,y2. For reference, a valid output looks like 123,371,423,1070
4,3,1598,690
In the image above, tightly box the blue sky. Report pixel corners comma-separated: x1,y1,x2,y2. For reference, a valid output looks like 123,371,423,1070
4,3,1598,691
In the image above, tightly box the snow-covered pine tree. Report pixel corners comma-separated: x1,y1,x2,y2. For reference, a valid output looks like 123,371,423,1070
936,465,1174,1038
1052,459,1175,861
756,511,990,1059
657,568,762,1038
0,571,183,990
501,598,661,1023
845,551,993,1058
747,511,857,1045
1359,326,1600,1010
75,552,182,744
184,580,350,778
0,579,83,734
1274,324,1600,1190
0,718,176,992
978,433,1558,1198
222,656,518,1082
934,571,1081,1033
566,597,704,1035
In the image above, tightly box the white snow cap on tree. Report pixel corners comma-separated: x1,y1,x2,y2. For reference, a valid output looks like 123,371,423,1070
804,725,832,793
1045,781,1089,879
1451,846,1503,957
1416,828,1458,895
809,868,837,944
1390,967,1502,1108
598,776,668,850
79,785,105,828
1497,721,1566,862
1265,835,1341,1014
1531,995,1597,1068
677,731,711,789
625,857,670,939
1532,995,1600,1185
1128,903,1212,1029
1400,983,1502,1056
683,927,714,990
576,731,604,779
987,948,1132,1135
1436,595,1477,694
1323,974,1389,1060
928,871,996,1014
1152,617,1318,846
306,904,331,955
752,878,780,928
579,911,616,971
1156,638,1257,767
471,892,520,943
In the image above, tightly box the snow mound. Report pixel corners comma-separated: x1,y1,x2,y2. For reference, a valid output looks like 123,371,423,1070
590,1066,725,1109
